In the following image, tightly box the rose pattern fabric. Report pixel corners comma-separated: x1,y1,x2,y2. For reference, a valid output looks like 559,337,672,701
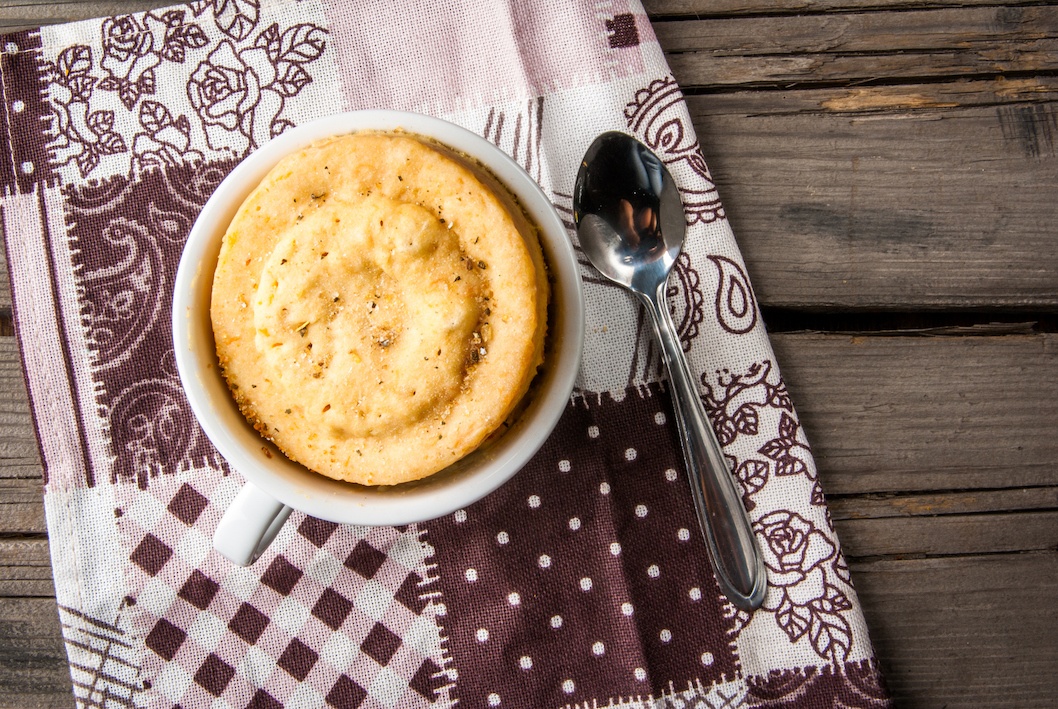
133,101,204,170
187,39,278,151
99,14,165,108
755,511,853,662
41,8,325,180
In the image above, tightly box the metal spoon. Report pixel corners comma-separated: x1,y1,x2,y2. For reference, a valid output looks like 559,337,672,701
573,131,767,611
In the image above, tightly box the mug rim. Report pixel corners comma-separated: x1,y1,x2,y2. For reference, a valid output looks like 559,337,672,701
171,110,584,525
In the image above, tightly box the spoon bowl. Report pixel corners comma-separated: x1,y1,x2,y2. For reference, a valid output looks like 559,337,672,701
574,131,767,611
573,134,683,293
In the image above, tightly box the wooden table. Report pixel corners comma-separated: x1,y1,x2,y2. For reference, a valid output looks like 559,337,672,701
1,1,1055,707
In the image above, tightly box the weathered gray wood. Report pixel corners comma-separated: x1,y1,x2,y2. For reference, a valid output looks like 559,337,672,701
0,0,1036,29
658,6,1058,310
642,0,1037,15
0,337,42,479
0,477,44,533
688,87,1058,309
0,597,71,709
0,1,161,30
692,76,1058,116
851,552,1058,708
770,333,1058,494
0,537,54,598
836,510,1058,557
829,486,1058,520
653,8,1058,311
656,6,1058,88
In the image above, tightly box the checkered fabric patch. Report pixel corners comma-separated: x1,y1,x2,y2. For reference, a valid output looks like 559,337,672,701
120,471,453,708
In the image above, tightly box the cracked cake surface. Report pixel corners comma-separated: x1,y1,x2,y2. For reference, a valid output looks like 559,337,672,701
211,131,548,486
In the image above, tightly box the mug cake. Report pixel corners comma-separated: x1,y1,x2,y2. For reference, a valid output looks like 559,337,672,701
210,131,549,486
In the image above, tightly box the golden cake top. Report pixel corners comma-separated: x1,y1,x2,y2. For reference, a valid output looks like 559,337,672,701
210,131,548,486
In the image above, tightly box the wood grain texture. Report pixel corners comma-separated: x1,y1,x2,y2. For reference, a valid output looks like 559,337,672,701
0,598,71,709
829,486,1058,520
0,477,45,533
0,338,42,479
772,334,1058,493
688,88,1058,309
0,537,53,598
657,5,1058,311
837,510,1058,557
851,553,1058,708
642,0,1031,15
0,1,159,31
656,6,1058,87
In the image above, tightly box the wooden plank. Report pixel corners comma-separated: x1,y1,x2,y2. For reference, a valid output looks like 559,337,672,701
0,0,1037,30
643,0,1032,15
0,1,161,31
0,337,41,479
0,537,54,598
655,6,1058,88
655,9,1058,311
687,86,1058,309
0,597,71,709
771,333,1058,493
836,510,1058,557
829,486,1058,520
851,552,1058,708
0,477,44,533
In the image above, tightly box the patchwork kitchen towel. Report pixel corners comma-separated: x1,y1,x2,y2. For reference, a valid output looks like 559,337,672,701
0,0,892,707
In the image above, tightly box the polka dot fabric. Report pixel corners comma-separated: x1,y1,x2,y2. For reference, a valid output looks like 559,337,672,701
425,387,740,706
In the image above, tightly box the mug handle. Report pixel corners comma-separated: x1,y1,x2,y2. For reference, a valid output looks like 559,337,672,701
213,481,293,565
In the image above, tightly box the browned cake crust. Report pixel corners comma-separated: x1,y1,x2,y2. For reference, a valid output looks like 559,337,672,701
210,131,548,486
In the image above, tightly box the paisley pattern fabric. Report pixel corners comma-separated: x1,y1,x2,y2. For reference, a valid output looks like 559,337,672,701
0,1,891,707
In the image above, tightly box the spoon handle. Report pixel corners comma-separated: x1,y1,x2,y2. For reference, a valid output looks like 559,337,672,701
641,284,768,611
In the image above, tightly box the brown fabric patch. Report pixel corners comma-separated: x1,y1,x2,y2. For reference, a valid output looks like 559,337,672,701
344,539,386,579
247,688,284,709
177,569,220,610
63,160,233,490
425,388,740,706
326,674,368,709
409,658,443,700
167,482,209,525
228,602,270,644
606,14,640,48
278,638,318,681
129,533,172,577
312,588,354,631
0,30,55,194
394,571,427,614
194,653,236,697
260,554,303,596
360,622,402,666
298,516,339,547
144,618,185,661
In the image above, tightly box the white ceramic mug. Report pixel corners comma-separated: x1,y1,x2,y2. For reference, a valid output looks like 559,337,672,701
172,111,584,565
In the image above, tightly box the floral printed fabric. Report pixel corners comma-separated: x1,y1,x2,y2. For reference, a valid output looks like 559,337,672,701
0,0,891,707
